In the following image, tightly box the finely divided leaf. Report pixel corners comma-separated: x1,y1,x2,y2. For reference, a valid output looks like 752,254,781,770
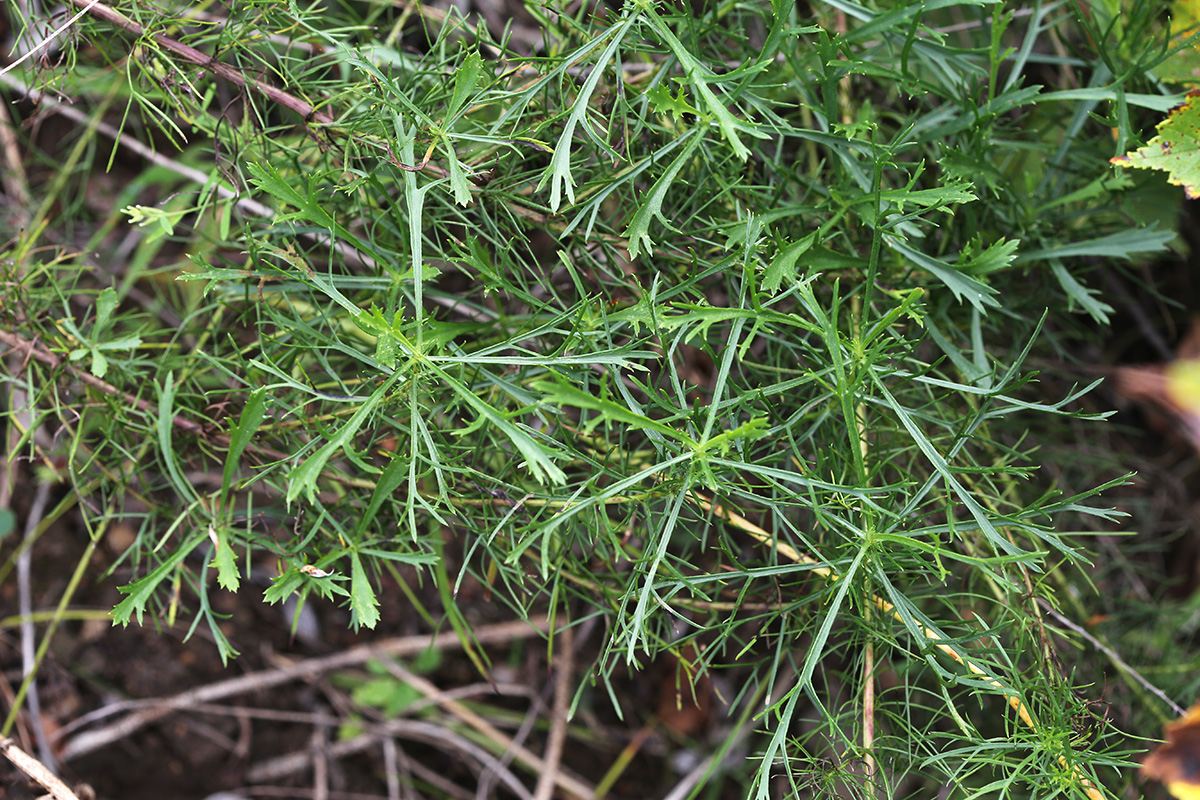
113,534,204,625
885,236,999,311
624,132,703,259
540,16,639,211
764,233,816,293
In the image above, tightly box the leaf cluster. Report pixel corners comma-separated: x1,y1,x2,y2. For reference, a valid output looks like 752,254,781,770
0,0,1188,796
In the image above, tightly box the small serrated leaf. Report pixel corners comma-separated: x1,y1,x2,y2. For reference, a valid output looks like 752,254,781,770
222,388,268,508
885,237,999,311
95,287,118,329
211,527,240,592
448,51,484,119
532,378,695,446
94,335,143,352
445,145,472,207
263,569,306,605
90,350,108,379
246,163,386,261
1049,262,1113,324
764,233,816,293
958,238,1019,276
624,132,703,259
287,372,402,503
1111,91,1200,198
646,84,701,121
112,535,203,625
375,333,401,368
349,551,380,629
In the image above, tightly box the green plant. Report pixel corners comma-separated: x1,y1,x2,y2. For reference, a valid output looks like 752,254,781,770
1,0,1190,796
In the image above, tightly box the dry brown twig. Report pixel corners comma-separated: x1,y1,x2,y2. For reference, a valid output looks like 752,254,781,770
0,328,326,470
0,328,207,435
57,616,551,761
248,718,535,799
65,0,336,128
372,652,594,800
532,624,574,800
14,481,55,771
0,736,82,800
3,321,58,772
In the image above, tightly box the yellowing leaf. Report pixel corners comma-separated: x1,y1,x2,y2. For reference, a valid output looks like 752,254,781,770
1173,0,1200,38
1167,359,1200,411
1111,91,1200,198
1143,703,1200,799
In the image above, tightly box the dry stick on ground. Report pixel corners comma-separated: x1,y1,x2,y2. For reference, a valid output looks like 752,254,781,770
247,719,534,800
311,718,330,800
0,0,100,80
0,36,637,321
0,737,82,800
4,339,57,768
474,677,545,799
62,0,457,188
396,751,477,800
373,655,595,800
117,690,539,794
58,616,551,761
1,16,634,261
0,70,273,218
532,624,574,800
381,735,402,800
687,490,1109,800
0,67,407,291
0,325,313,487
14,481,54,769
66,0,335,128
0,73,493,322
